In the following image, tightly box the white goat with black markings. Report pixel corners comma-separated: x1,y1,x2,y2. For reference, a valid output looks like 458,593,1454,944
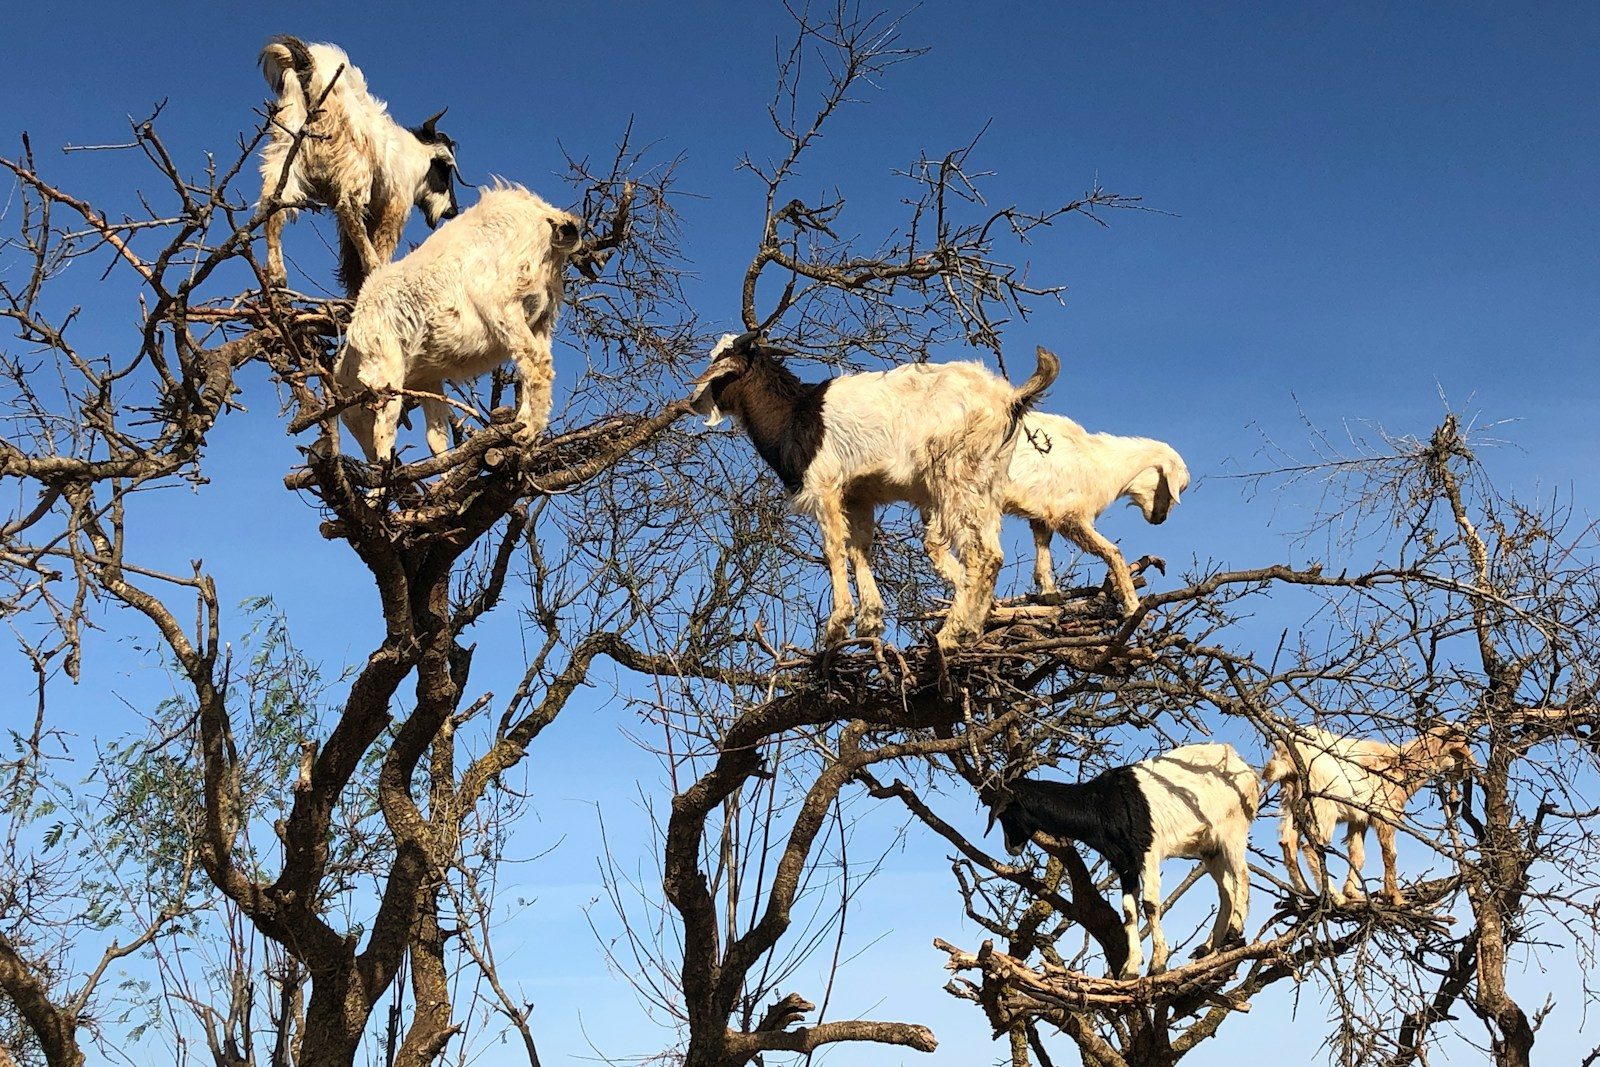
334,183,583,462
690,333,1058,648
988,743,1259,979
258,35,461,296
1263,723,1473,905
1005,412,1190,614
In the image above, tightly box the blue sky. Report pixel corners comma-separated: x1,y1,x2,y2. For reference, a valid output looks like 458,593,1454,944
3,1,1599,1064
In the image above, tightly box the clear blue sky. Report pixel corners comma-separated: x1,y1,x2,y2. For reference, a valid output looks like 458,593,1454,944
3,2,1597,1064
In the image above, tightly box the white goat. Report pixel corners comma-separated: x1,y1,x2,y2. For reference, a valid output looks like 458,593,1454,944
989,743,1259,979
258,35,460,295
1004,412,1189,614
1262,724,1473,905
335,183,583,462
690,333,1058,648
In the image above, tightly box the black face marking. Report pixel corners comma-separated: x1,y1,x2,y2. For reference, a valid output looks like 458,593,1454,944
419,151,460,224
710,344,830,495
995,769,1155,883
426,157,453,192
996,801,1034,856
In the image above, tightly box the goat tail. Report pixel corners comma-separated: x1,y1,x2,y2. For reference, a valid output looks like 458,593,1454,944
1242,771,1264,820
260,36,316,100
1011,346,1060,415
337,225,369,299
1005,345,1061,438
1260,741,1295,785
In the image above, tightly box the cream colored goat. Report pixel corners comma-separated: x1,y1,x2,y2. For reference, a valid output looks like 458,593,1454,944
335,183,582,462
1004,412,1189,613
1263,724,1473,905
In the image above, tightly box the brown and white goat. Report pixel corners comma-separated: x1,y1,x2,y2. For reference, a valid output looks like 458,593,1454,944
690,333,1058,648
1005,412,1189,614
335,183,582,462
258,36,461,295
1263,723,1473,905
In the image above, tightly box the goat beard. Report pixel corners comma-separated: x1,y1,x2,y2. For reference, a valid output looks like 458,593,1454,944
699,407,729,430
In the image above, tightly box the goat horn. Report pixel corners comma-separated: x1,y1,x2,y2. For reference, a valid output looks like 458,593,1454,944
730,330,763,351
421,108,447,134
691,362,737,386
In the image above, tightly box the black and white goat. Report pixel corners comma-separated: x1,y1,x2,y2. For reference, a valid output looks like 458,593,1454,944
1004,412,1189,613
1263,724,1473,905
258,36,461,295
988,744,1259,979
335,183,583,462
690,333,1058,648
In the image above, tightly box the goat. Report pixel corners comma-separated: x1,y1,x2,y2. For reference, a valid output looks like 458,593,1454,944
690,333,1058,648
258,35,461,296
988,743,1259,979
1004,412,1189,614
1262,723,1473,905
334,183,583,462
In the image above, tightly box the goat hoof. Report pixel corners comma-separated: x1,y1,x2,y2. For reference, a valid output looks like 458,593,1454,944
821,618,852,647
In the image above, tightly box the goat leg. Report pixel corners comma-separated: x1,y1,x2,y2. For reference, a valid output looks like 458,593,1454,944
1116,869,1143,980
263,207,289,290
1029,519,1057,594
1142,855,1168,975
1375,820,1405,904
815,493,855,646
416,382,453,456
936,511,1002,648
1280,836,1312,897
511,326,555,447
1343,824,1369,901
846,500,885,637
1061,516,1141,615
334,198,384,296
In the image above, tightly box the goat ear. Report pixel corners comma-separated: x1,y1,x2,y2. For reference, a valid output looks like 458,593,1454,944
1159,465,1182,508
548,216,582,251
1141,466,1176,525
